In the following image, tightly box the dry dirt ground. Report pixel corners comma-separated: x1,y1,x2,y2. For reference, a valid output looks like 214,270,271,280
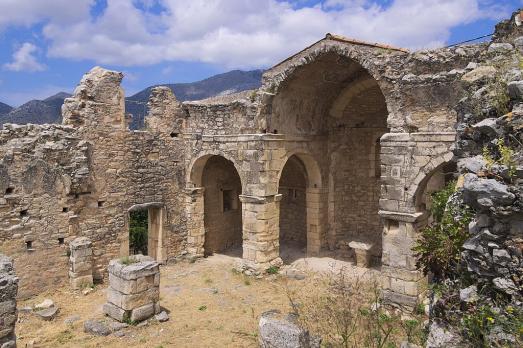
15,253,378,348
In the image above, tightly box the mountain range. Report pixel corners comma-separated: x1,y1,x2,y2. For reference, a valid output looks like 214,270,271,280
0,69,263,130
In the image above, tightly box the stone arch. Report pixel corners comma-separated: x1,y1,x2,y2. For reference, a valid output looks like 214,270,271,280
278,151,323,189
407,152,455,211
187,154,244,257
187,151,244,190
261,40,401,131
277,152,325,261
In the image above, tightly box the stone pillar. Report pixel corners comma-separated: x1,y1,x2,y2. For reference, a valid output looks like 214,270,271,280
103,255,160,323
240,194,283,269
0,254,18,348
380,213,427,310
69,237,94,289
306,188,327,256
185,187,205,257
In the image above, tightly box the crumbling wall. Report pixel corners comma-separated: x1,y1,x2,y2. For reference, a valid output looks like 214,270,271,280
0,124,92,297
0,254,18,348
0,68,188,297
184,94,258,135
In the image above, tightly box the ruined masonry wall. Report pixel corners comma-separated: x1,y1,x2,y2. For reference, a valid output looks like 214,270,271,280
0,124,91,298
0,254,18,348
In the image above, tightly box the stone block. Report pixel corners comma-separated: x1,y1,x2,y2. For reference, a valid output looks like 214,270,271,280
70,274,93,289
259,310,320,348
103,302,127,322
130,303,156,322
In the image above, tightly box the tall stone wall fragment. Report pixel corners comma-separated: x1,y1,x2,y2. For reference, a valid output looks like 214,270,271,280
0,254,18,348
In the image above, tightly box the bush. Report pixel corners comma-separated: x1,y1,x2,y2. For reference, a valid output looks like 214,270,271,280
285,268,427,347
413,181,472,280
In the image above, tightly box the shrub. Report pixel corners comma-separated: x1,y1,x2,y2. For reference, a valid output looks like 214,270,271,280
482,139,517,180
266,266,279,275
120,256,138,265
285,268,427,347
413,181,472,279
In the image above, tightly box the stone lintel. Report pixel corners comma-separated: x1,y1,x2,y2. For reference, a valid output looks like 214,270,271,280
381,132,456,144
239,194,282,204
379,210,426,222
128,202,164,212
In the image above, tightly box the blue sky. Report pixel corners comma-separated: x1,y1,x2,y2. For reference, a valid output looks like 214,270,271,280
0,0,520,106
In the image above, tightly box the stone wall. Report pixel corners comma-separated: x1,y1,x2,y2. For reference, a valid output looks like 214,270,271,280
0,124,90,298
0,254,18,348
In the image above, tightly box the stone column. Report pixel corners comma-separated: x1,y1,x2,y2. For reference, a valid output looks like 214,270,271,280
103,255,160,323
380,213,427,310
0,254,18,348
185,187,205,257
240,194,283,269
306,188,328,256
69,237,94,289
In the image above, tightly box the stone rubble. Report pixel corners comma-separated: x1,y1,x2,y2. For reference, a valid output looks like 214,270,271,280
258,310,320,348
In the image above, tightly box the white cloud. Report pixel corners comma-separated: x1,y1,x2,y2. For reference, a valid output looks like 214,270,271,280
2,0,513,69
0,0,93,30
4,43,46,72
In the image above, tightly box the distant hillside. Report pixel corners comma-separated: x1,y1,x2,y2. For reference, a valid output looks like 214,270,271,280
0,102,12,115
0,69,264,130
0,92,71,126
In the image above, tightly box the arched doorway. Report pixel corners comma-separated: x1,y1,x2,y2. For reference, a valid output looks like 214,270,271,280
279,155,308,262
270,51,389,264
201,155,243,256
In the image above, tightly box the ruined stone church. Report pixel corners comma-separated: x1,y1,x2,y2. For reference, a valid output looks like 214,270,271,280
1,31,482,309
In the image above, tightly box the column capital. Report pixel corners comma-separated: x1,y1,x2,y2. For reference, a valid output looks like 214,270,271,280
239,194,282,204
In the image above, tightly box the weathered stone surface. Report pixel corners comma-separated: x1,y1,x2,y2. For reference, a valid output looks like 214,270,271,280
507,80,523,100
0,255,17,348
258,310,320,348
84,320,111,336
34,299,54,310
426,321,463,348
461,66,496,83
459,285,479,303
488,42,513,54
472,118,503,138
457,156,486,174
155,311,169,322
463,174,515,209
34,306,59,321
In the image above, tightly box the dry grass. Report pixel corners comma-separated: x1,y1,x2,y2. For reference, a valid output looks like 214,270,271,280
15,256,425,347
